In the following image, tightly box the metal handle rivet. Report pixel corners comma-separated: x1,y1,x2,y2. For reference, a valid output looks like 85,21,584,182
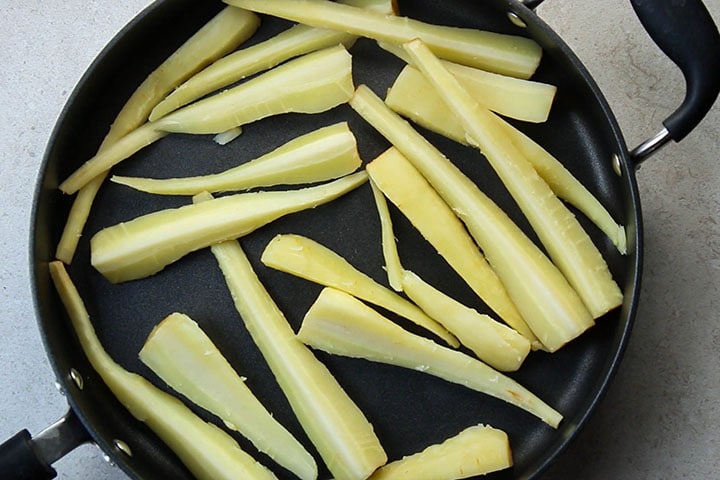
612,154,623,177
69,368,84,390
113,439,133,457
507,12,528,28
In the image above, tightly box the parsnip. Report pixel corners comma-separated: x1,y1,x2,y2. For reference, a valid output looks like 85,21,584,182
55,6,260,263
298,288,563,428
149,0,397,120
59,45,355,195
384,64,627,254
48,262,277,480
368,425,512,480
366,147,536,343
223,0,542,78
403,39,623,319
261,233,459,348
139,312,317,480
208,238,387,480
401,271,530,372
381,48,556,122
91,171,367,283
111,122,361,195
349,85,593,352
369,179,404,291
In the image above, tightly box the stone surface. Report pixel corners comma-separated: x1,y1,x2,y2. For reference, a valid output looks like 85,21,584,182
1,1,718,479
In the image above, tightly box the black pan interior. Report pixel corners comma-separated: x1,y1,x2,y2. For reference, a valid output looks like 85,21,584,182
32,1,642,479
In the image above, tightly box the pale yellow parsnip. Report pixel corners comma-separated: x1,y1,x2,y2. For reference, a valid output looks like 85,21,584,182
369,179,404,291
402,39,623,319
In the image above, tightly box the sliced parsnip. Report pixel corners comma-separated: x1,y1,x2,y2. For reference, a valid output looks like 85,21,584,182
403,39,623,319
261,233,459,348
149,0,397,120
384,65,627,254
298,288,563,428
139,312,317,480
381,48,556,122
365,147,536,343
208,238,387,480
48,262,277,480
59,45,355,195
90,171,367,283
369,179,404,291
55,6,260,262
368,425,512,480
349,85,593,352
401,271,530,372
112,122,361,195
224,0,542,78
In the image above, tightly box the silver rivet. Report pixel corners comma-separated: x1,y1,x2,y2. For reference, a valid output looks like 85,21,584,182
113,439,133,457
612,154,623,176
69,368,84,390
507,12,528,28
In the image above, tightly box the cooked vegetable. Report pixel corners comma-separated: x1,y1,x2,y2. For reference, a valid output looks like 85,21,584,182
149,0,398,120
139,312,317,480
91,171,368,283
207,237,387,480
224,0,542,78
298,288,563,428
214,127,243,145
48,261,277,480
55,6,260,263
112,122,361,195
261,233,459,348
402,39,623,319
384,64,627,254
368,425,512,480
369,179,404,291
59,45,355,195
349,85,593,352
401,271,530,372
366,147,536,344
381,47,556,122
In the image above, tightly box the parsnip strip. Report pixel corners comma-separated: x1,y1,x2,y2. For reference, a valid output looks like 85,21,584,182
369,179,404,291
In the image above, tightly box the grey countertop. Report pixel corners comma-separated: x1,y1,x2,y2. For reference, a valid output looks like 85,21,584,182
1,1,718,479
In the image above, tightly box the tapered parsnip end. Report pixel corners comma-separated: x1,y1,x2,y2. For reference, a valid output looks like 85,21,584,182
156,45,355,135
139,312,318,480
48,262,279,480
91,172,368,284
401,270,531,372
225,0,541,77
261,233,459,348
209,239,386,480
369,179,404,291
110,122,361,196
368,425,512,480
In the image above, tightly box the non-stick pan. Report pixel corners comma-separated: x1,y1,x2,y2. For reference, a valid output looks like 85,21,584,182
2,0,719,479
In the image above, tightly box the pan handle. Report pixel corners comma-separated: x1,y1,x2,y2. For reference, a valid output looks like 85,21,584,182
0,408,92,480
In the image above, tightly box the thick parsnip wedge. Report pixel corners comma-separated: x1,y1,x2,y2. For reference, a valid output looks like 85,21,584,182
382,51,555,123
150,0,397,120
261,233,459,348
208,239,387,480
59,45,355,195
384,65,627,254
298,288,563,428
139,312,317,480
403,39,623,319
349,85,593,352
91,171,367,283
368,425,512,480
366,147,536,343
55,6,260,262
112,122,361,195
369,179,404,291
48,262,277,480
401,271,530,372
224,0,542,78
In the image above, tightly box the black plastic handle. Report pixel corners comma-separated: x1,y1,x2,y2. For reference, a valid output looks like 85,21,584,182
630,0,720,142
0,409,91,480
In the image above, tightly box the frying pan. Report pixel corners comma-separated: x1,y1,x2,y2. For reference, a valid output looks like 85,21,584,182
2,0,719,478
